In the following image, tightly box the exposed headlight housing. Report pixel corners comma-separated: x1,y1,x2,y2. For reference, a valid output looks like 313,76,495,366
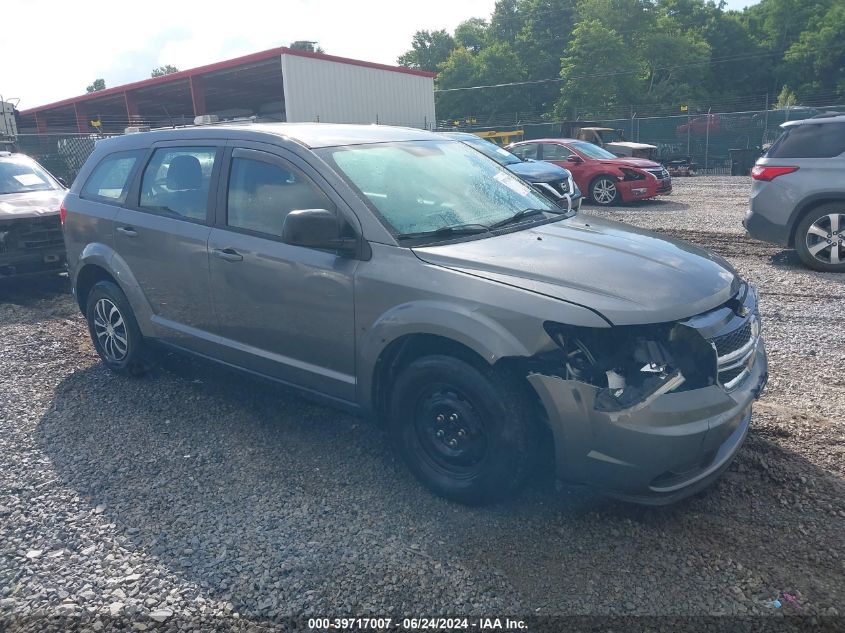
620,168,646,181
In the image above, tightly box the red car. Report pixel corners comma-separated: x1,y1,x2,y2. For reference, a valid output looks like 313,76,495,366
506,138,672,206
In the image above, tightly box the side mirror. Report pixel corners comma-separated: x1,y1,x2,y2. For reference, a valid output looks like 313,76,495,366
282,209,358,257
566,155,583,164
57,177,69,188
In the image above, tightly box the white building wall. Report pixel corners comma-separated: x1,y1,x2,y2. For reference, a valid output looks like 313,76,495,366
280,54,435,129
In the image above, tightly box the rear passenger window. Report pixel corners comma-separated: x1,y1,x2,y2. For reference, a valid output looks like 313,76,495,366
139,147,217,221
226,157,334,238
81,150,143,203
767,122,845,158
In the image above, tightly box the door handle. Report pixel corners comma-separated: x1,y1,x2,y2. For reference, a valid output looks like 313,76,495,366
116,226,138,238
212,248,244,262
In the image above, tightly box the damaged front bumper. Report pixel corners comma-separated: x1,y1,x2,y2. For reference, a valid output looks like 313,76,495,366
0,215,66,278
528,339,768,505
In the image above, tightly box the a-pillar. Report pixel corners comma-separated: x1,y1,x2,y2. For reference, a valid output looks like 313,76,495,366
190,75,206,117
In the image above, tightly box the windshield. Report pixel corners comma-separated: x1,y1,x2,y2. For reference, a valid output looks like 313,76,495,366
461,137,522,166
0,158,60,195
570,141,617,160
321,140,554,237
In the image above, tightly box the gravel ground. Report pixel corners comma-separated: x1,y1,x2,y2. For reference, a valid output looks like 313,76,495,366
1,176,843,631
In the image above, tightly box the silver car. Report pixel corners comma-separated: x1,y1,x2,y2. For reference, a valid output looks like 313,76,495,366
744,113,845,272
63,123,767,505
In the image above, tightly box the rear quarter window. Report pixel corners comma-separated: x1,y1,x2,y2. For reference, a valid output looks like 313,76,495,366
81,150,144,203
767,122,845,158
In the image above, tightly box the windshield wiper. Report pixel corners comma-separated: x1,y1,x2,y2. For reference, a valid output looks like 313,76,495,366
489,208,561,229
397,223,491,240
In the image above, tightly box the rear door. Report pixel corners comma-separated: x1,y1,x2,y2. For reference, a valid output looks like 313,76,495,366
206,144,358,401
112,141,222,350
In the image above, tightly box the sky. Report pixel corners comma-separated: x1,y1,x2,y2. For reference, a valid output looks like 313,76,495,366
4,0,757,110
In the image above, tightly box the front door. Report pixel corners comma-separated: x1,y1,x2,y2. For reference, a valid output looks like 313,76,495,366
207,146,358,401
541,142,587,190
113,142,222,350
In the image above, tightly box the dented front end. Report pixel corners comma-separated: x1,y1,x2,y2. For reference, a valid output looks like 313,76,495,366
526,283,768,504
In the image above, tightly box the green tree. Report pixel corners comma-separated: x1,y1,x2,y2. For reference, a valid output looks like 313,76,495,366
773,85,799,108
397,30,455,72
555,20,641,118
435,47,483,120
638,16,711,105
290,40,325,53
454,17,489,54
512,0,578,112
151,65,179,78
783,4,845,94
85,79,106,93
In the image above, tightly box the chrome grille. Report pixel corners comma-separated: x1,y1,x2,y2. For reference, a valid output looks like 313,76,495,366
710,316,760,391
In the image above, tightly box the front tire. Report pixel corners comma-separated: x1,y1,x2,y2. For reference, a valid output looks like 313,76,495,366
388,355,538,505
85,280,148,375
794,204,845,272
590,176,619,206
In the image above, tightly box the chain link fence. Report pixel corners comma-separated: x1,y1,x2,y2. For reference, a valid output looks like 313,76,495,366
14,133,120,184
439,103,845,174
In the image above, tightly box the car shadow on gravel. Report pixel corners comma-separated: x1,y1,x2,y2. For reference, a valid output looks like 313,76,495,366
0,273,70,303
34,355,845,616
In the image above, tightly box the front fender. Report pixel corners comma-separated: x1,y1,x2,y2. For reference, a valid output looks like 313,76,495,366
357,299,552,412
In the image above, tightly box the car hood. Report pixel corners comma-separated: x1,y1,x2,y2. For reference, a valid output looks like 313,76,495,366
507,160,572,183
412,215,740,325
0,190,65,220
594,157,661,169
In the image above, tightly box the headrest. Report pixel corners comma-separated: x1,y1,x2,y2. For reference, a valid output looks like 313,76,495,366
166,155,202,190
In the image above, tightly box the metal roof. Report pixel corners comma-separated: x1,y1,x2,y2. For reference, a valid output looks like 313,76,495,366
19,47,435,116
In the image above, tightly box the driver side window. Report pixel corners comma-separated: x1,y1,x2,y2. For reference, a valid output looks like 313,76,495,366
226,156,335,239
541,143,573,160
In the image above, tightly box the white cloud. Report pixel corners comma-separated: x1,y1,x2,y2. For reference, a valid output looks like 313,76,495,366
4,0,495,109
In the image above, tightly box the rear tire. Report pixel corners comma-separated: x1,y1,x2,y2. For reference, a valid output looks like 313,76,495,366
388,355,538,505
794,203,845,272
590,176,619,206
85,281,149,375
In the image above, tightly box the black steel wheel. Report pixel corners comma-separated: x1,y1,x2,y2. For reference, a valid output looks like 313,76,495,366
389,355,538,505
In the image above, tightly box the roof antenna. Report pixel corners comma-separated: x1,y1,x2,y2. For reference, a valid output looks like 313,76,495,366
162,105,176,128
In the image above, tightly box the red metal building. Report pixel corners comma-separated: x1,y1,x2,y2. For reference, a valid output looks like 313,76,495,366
17,47,436,134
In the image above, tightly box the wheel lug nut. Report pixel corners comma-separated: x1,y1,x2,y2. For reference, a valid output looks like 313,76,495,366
448,439,457,447
449,413,459,422
436,430,444,438
457,429,466,437
436,414,445,423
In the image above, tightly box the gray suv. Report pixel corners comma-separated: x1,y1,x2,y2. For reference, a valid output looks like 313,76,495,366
63,123,768,505
744,114,845,272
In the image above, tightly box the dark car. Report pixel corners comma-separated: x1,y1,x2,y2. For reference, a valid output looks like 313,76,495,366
0,152,66,278
63,123,766,506
441,132,581,211
507,139,671,206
